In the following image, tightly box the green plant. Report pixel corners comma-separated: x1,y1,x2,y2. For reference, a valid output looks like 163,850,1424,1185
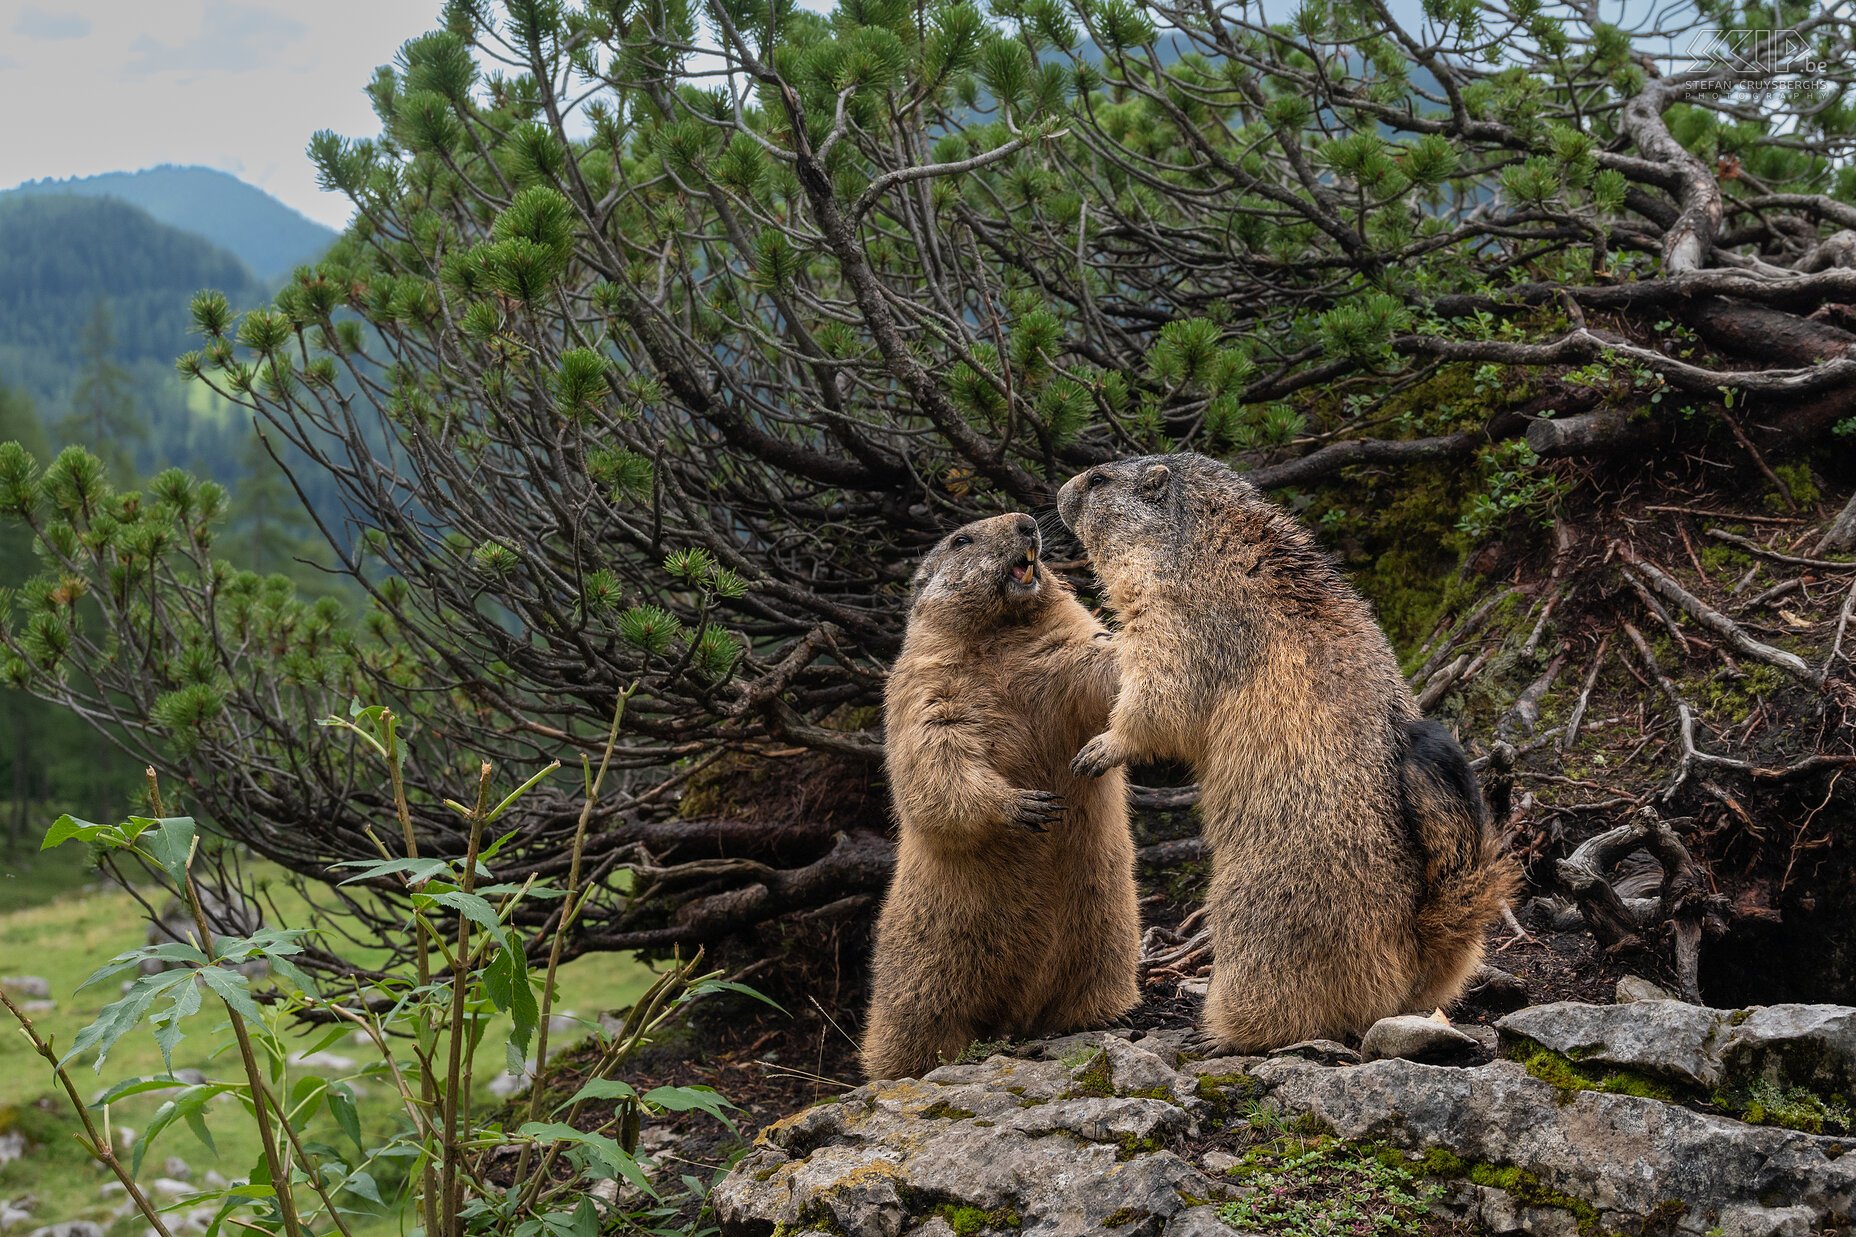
0,704,764,1237
1457,441,1565,542
1730,1078,1852,1135
1218,1133,1445,1234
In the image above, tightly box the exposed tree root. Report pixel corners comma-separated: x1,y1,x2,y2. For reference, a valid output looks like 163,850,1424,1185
1552,807,1727,1004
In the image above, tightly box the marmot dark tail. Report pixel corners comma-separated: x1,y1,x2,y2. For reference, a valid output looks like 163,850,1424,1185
1399,719,1523,1009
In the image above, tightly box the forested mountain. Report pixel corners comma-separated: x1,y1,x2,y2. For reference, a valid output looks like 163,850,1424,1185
0,194,282,484
3,165,336,282
0,194,341,828
0,194,269,395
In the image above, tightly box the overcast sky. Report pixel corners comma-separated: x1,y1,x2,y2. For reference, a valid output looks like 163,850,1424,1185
1,0,1674,233
0,0,443,229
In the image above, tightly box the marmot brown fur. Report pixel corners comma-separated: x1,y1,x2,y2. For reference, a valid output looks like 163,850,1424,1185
1056,454,1519,1052
861,513,1141,1080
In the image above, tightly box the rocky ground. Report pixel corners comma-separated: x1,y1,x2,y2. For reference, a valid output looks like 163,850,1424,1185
709,994,1855,1237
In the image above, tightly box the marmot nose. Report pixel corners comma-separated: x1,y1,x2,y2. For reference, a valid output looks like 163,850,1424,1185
1013,515,1037,540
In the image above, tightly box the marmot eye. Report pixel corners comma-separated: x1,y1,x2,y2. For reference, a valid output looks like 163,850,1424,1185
951,535,973,548
1085,472,1109,489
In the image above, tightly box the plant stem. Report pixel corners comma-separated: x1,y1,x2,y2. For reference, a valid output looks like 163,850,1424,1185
147,764,303,1237
0,987,181,1237
440,761,493,1237
512,685,633,1185
181,863,306,1237
273,1082,361,1237
382,709,443,1237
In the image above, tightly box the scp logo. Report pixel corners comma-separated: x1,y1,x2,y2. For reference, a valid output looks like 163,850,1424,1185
1687,27,1832,76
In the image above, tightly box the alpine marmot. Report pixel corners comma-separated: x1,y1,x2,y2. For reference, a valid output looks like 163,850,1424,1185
1057,453,1518,1052
861,513,1142,1080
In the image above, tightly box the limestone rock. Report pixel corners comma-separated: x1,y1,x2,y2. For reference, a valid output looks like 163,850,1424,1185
1497,999,1731,1088
288,1050,356,1073
1158,1206,1230,1236
0,1199,33,1233
714,1001,1856,1237
1359,1015,1482,1063
1268,1039,1360,1066
1255,1054,1853,1234
0,978,49,999
1717,1004,1856,1096
1500,999,1856,1099
1615,975,1675,1004
713,1042,1215,1236
27,1225,105,1237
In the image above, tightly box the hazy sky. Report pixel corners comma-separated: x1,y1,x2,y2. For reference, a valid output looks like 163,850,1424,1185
0,0,443,229
0,0,1671,233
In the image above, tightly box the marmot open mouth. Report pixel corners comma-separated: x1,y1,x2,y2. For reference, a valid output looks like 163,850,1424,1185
1007,547,1039,590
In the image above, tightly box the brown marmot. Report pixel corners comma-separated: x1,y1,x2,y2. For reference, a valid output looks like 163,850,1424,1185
1056,454,1519,1052
861,513,1142,1080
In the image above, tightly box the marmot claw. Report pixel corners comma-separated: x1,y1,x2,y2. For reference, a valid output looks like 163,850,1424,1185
1006,789,1064,831
1185,1029,1235,1060
1070,734,1122,779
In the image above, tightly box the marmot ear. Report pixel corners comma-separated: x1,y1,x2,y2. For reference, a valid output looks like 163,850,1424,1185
1138,463,1171,502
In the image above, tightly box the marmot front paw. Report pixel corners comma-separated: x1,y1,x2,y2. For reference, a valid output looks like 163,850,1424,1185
1185,1028,1236,1060
1005,789,1065,832
1070,733,1124,778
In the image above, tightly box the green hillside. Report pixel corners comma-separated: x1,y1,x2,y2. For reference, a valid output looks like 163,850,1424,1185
0,194,269,382
4,166,337,282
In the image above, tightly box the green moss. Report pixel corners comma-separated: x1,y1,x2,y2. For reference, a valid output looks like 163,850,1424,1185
938,1204,1021,1234
1770,462,1820,509
1719,1078,1852,1135
955,1039,1010,1065
1702,663,1785,724
1696,543,1751,576
1066,1048,1115,1098
1115,1133,1166,1160
1194,1071,1266,1104
1463,1163,1606,1234
1504,1036,1678,1103
1057,1045,1097,1070
1510,1035,1851,1136
1160,857,1210,905
919,1100,977,1120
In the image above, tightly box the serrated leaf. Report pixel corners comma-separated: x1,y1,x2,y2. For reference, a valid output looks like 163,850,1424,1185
138,817,198,887
685,978,787,1013
428,890,505,940
340,1169,383,1205
517,1122,656,1199
65,970,191,1072
328,1084,363,1151
559,1077,637,1111
642,1085,739,1132
333,857,460,886
91,1076,192,1106
41,813,106,850
197,966,263,1023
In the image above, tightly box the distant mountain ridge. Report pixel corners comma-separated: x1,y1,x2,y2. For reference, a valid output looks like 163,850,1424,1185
3,166,337,283
0,193,269,391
